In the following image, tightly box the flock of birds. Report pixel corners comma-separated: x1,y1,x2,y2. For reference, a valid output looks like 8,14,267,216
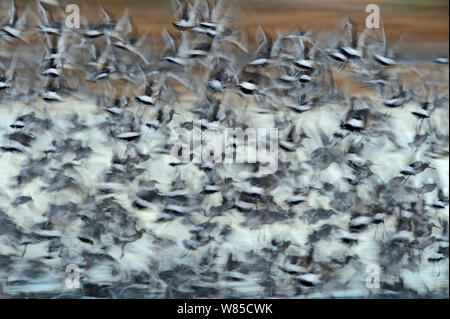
0,0,449,298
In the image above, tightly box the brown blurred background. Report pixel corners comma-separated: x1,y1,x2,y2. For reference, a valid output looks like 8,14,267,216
13,0,450,59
